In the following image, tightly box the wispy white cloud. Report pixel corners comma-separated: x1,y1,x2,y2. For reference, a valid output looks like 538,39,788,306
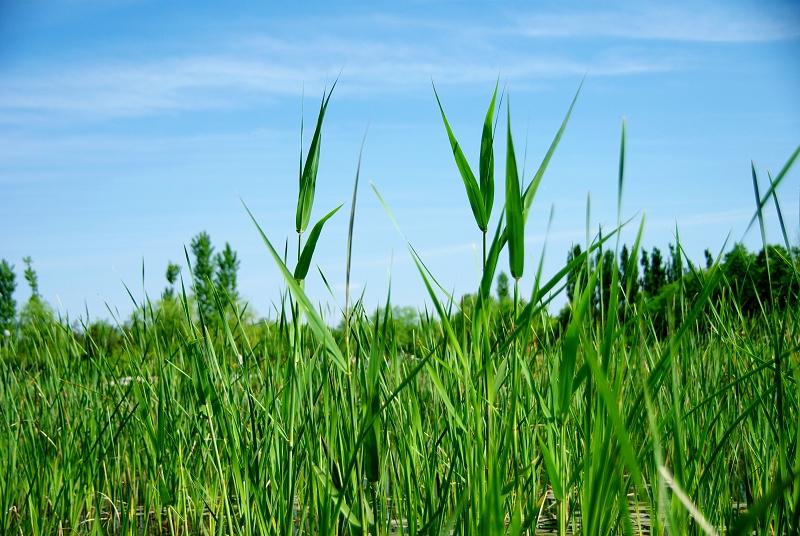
0,56,304,117
4,3,789,123
0,18,678,121
0,128,284,162
514,4,800,43
0,51,670,118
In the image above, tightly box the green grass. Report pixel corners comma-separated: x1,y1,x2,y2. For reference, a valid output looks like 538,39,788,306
0,86,798,535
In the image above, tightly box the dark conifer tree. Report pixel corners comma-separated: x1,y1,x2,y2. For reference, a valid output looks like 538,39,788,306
496,271,510,303
190,232,215,321
22,256,39,300
163,262,181,300
0,260,16,332
640,249,651,294
215,243,240,304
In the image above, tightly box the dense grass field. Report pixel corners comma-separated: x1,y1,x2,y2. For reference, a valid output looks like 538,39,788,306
1,87,799,535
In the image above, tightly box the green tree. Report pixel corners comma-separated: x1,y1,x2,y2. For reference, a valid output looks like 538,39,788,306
18,259,56,354
18,297,55,340
384,306,419,352
23,256,39,299
496,272,510,303
0,260,16,332
82,320,125,359
640,249,650,295
214,243,240,304
190,232,215,321
163,262,181,300
704,249,714,269
646,247,667,295
667,243,683,284
753,245,798,311
723,243,756,313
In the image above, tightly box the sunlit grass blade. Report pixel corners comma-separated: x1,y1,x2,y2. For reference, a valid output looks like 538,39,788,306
658,466,718,536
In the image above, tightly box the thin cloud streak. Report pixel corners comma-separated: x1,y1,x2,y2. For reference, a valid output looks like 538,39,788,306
514,5,800,43
0,31,678,121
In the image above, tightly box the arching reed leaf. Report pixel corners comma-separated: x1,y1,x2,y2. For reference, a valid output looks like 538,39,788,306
480,82,498,223
243,201,348,373
433,82,487,231
294,204,343,282
296,81,337,234
743,144,799,236
522,79,583,221
505,103,524,280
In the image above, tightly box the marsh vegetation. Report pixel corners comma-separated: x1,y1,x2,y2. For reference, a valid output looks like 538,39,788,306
1,84,798,534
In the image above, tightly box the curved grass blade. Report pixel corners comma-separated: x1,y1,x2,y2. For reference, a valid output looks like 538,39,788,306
480,82,498,222
433,82,487,231
243,201,348,373
658,466,718,536
475,211,509,309
495,223,624,355
743,144,799,237
333,343,443,516
617,118,626,227
767,171,792,254
294,204,343,281
346,130,368,315
626,264,724,426
522,78,583,221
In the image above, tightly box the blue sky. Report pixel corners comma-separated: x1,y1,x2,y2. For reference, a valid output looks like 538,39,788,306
2,0,799,321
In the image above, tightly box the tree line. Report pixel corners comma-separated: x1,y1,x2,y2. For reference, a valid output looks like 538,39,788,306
559,241,800,327
1,237,798,360
0,232,243,349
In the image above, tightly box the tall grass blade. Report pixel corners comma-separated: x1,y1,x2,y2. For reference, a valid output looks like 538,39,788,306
505,102,524,280
346,131,368,317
